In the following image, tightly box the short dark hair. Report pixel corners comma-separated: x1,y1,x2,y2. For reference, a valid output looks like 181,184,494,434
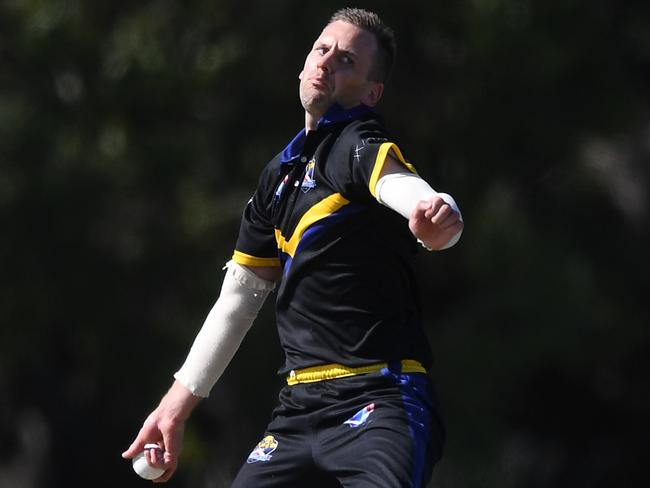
328,8,396,83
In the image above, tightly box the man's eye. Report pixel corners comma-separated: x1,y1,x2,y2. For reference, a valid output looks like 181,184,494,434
316,47,328,55
341,55,353,64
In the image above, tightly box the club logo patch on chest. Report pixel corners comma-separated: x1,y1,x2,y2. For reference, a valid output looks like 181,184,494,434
301,159,317,193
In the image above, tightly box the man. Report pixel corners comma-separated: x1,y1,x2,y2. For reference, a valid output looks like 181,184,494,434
123,8,463,487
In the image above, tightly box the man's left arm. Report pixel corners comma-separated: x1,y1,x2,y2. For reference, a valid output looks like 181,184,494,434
375,155,464,251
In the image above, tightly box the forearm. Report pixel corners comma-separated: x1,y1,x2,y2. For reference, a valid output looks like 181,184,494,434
375,173,460,218
375,172,463,249
174,261,276,397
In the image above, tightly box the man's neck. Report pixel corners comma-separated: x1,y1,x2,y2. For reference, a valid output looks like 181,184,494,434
304,110,322,133
304,103,372,132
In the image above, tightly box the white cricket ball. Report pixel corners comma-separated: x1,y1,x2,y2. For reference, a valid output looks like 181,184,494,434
132,443,166,480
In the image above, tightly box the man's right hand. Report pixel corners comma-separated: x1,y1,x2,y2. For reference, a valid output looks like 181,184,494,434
122,380,202,483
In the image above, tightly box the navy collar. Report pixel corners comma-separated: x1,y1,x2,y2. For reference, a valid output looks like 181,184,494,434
280,104,374,164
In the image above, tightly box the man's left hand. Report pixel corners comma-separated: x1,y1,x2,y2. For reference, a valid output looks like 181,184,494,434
409,196,464,250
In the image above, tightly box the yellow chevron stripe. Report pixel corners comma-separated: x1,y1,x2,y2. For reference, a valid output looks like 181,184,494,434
275,193,350,258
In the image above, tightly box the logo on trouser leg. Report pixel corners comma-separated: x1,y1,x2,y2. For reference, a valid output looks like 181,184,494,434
246,435,278,463
344,403,375,427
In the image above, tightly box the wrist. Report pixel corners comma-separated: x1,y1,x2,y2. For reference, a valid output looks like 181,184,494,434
417,238,433,251
160,380,202,422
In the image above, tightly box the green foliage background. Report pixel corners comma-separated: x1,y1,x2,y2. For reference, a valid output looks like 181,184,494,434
1,1,648,487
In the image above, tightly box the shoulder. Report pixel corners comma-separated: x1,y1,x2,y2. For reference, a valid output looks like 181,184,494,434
249,152,284,200
258,152,283,181
338,114,391,148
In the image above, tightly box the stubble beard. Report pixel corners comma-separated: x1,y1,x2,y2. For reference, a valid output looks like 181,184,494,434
299,82,333,119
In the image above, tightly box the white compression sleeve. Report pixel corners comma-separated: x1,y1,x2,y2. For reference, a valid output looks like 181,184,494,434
173,261,275,397
375,172,463,250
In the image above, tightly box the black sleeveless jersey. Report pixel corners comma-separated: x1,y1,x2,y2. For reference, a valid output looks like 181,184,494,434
232,104,433,375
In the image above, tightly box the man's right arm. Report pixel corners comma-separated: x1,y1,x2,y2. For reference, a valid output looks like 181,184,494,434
246,265,282,282
173,262,278,397
122,262,279,482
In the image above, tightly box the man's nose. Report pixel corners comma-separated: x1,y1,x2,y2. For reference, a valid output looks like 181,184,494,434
317,50,335,72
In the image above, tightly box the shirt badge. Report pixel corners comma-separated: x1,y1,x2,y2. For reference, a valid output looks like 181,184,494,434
301,159,317,193
246,435,279,463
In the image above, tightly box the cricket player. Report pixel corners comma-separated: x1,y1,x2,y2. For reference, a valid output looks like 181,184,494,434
123,8,463,487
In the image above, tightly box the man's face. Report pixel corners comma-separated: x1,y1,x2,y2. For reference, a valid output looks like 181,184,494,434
299,20,384,115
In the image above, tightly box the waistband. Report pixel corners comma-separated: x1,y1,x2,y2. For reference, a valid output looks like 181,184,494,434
286,359,426,386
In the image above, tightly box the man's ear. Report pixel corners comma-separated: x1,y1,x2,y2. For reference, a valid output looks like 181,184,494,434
361,82,384,107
